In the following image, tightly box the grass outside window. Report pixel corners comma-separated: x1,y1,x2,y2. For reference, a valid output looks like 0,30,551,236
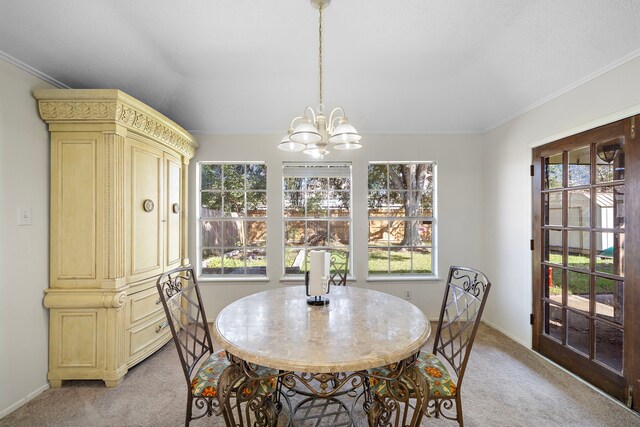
546,254,617,296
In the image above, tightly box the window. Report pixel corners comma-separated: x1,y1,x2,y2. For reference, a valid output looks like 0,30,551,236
368,162,435,276
283,162,351,276
198,163,267,277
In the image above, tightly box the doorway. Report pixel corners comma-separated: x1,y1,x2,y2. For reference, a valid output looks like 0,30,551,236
532,115,639,409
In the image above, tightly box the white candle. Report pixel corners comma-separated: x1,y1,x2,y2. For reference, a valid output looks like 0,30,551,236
309,251,330,296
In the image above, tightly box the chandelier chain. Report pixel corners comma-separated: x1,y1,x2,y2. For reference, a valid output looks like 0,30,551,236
318,3,324,108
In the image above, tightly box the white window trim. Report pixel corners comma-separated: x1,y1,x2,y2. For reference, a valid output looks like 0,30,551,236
197,161,268,279
366,161,437,278
282,161,353,278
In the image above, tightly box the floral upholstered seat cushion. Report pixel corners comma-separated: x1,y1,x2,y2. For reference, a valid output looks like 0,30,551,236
191,350,279,398
368,352,457,399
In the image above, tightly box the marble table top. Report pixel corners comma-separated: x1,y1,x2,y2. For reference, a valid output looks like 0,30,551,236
212,286,431,373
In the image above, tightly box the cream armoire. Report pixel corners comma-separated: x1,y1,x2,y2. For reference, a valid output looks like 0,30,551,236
35,89,198,387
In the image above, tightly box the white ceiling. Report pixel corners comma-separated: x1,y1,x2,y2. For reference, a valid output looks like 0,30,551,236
2,0,640,135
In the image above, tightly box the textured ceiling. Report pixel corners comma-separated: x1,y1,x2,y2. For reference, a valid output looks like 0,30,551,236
1,0,640,134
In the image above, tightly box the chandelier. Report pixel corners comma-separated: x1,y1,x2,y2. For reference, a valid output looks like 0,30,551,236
278,0,362,158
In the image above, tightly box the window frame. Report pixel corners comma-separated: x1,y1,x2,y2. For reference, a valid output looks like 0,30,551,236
197,161,268,280
367,161,437,279
282,161,353,279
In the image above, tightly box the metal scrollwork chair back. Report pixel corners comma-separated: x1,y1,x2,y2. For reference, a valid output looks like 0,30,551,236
329,250,349,286
366,265,491,427
156,266,218,426
428,265,492,425
157,266,280,427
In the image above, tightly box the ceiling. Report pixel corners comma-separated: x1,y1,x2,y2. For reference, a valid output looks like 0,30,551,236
2,0,640,135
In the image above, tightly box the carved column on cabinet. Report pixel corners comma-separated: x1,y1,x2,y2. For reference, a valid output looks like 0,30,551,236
102,132,126,281
102,131,128,386
181,157,190,266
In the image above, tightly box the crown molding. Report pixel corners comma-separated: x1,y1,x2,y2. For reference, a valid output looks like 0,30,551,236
0,50,69,88
483,47,640,135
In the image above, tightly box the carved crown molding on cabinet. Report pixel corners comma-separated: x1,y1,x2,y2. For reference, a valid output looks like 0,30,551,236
34,89,197,159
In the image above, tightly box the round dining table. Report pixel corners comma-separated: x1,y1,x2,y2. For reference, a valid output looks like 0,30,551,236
213,285,430,373
211,285,431,426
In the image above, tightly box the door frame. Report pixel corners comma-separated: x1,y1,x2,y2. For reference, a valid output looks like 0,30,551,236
531,115,639,409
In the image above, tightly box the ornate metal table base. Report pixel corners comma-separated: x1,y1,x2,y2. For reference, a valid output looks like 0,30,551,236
293,396,353,426
217,353,429,427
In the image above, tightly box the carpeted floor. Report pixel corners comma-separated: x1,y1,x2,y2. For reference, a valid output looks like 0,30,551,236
1,323,638,426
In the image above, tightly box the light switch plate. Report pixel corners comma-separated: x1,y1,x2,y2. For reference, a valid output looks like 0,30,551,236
18,207,32,226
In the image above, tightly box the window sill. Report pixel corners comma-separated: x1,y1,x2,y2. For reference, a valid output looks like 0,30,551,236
279,276,357,284
366,275,440,283
198,276,270,284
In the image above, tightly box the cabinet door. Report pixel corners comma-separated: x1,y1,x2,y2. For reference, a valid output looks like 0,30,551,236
129,142,163,280
165,152,182,270
51,133,99,285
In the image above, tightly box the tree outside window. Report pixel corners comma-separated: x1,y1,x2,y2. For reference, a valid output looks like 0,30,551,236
199,163,267,276
368,162,435,276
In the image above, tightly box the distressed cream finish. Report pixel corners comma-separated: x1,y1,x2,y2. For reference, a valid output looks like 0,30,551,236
213,286,431,373
36,89,197,387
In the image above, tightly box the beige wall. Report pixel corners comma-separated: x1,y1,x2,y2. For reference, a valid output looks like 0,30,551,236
481,55,640,346
189,133,485,322
0,59,54,416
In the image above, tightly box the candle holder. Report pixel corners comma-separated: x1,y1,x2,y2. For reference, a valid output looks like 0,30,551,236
305,271,330,306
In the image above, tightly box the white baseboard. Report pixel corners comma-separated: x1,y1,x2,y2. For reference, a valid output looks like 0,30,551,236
0,383,50,419
481,319,530,348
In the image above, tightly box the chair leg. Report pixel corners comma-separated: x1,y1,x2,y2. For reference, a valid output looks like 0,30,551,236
456,394,463,427
432,398,440,418
185,394,192,427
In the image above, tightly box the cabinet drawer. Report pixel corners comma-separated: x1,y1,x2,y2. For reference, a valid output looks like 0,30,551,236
128,275,158,296
126,312,171,360
128,285,164,326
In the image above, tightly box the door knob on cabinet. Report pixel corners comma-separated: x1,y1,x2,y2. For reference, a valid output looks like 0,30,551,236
172,203,180,214
143,199,154,212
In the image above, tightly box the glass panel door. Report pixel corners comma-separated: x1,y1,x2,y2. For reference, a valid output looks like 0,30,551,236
532,115,638,409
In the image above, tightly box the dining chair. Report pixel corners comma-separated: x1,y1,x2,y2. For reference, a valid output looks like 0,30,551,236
156,266,280,426
367,265,491,426
328,250,349,286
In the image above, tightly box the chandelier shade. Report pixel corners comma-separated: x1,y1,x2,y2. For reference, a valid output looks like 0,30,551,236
303,142,330,157
329,117,362,144
279,0,361,158
290,117,322,144
278,134,306,152
334,141,363,150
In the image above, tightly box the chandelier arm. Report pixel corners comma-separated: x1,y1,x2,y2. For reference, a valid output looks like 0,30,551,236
304,106,317,124
289,116,304,130
328,106,346,130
